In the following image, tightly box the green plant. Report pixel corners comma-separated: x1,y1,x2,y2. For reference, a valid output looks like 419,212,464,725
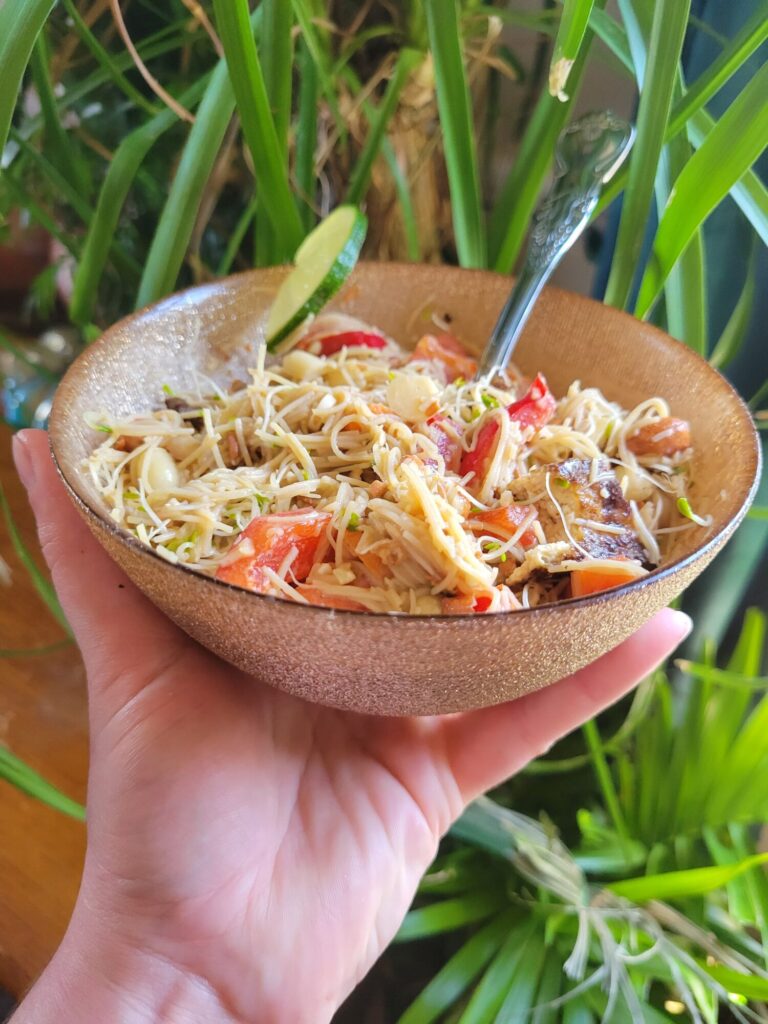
395,610,768,1022
1,1,766,1018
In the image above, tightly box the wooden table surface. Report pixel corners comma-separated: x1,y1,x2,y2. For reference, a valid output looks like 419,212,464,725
0,423,88,999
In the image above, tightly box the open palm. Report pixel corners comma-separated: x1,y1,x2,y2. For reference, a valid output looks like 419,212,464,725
13,429,689,1024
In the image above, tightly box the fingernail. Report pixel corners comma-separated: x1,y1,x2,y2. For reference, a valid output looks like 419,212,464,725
12,431,36,490
667,608,693,642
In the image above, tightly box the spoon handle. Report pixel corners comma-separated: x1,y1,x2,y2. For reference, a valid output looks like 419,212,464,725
475,111,634,386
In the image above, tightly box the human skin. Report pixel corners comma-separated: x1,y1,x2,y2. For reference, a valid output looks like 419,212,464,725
10,429,690,1024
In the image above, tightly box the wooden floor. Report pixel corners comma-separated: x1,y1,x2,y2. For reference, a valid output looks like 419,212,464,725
0,423,87,999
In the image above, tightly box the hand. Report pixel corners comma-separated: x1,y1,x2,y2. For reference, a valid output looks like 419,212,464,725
11,429,690,1024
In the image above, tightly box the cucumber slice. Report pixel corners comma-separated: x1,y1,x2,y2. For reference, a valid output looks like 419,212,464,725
265,205,368,350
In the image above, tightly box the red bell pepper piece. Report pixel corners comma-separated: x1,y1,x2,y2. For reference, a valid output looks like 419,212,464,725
307,331,388,356
459,373,556,485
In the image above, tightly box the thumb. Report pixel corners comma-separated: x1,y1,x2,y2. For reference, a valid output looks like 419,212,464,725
12,429,188,721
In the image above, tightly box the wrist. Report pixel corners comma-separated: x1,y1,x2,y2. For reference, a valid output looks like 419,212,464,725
14,916,241,1024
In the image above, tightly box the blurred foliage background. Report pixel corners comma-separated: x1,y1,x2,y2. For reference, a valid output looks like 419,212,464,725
0,0,767,1019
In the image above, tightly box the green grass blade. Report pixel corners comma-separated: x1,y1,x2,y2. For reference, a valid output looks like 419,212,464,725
549,0,595,100
135,29,265,310
588,7,633,70
256,0,294,266
212,0,302,254
562,998,596,1024
2,174,81,259
341,64,422,261
730,824,768,960
653,80,708,352
709,238,757,368
582,719,628,840
592,6,768,229
28,32,90,197
290,0,346,141
703,965,768,1001
397,890,503,942
0,481,70,634
608,853,768,902
0,0,56,158
532,951,564,1024
423,0,486,268
703,829,754,924
295,38,319,234
397,911,517,1024
604,0,691,310
346,48,421,206
9,128,93,227
70,77,209,325
492,931,545,1022
382,139,421,261
667,5,768,141
688,110,768,246
60,0,157,116
457,920,537,1024
471,6,559,34
636,62,768,318
490,11,598,273
217,196,259,277
0,748,85,821
50,28,186,117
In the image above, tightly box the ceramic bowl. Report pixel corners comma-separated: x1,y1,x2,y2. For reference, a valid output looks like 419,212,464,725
49,264,760,715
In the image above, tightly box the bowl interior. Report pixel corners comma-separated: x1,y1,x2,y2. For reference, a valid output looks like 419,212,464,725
51,262,758,580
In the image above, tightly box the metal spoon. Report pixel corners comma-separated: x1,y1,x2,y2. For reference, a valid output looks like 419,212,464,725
475,110,635,385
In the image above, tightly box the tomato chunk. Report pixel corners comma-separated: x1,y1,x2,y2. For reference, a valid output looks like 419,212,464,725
570,564,642,598
459,373,556,485
441,593,493,615
306,331,388,356
295,584,367,611
409,333,477,383
627,416,691,457
423,414,463,473
468,504,538,548
216,510,331,593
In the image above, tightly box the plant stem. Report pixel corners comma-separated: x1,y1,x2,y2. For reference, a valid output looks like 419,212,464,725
582,718,629,840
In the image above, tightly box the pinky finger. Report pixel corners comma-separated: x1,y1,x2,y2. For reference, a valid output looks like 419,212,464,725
443,608,691,805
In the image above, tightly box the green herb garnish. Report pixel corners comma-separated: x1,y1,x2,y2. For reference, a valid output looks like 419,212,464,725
677,496,708,526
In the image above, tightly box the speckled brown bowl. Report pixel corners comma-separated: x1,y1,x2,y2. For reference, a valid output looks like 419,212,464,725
49,264,760,715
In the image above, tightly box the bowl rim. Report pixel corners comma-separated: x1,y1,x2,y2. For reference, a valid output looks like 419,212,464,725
49,262,763,624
